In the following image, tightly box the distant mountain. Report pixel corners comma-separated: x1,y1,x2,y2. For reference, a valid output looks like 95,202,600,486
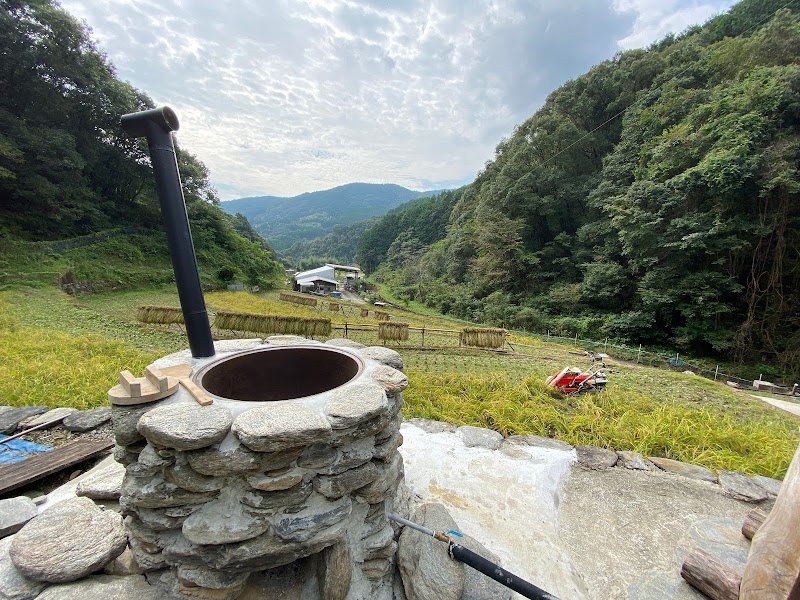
221,183,443,251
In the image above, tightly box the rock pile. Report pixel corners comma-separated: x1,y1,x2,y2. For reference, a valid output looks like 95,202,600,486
113,338,407,600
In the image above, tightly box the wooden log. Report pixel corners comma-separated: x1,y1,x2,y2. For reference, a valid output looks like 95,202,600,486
740,443,800,599
741,509,768,541
680,549,741,600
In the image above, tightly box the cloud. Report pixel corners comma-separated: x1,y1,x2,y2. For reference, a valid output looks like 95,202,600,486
60,0,735,199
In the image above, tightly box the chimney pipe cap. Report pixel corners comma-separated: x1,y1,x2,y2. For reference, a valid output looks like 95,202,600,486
121,106,180,138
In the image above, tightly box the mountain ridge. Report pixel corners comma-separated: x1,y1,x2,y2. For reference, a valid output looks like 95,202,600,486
220,183,444,251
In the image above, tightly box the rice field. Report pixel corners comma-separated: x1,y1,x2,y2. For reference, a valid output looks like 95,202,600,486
1,285,797,477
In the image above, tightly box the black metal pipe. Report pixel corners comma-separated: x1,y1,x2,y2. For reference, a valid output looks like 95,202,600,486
448,543,560,600
120,106,215,358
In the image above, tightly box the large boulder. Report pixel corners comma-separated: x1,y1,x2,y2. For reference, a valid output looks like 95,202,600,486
10,497,127,583
398,503,465,600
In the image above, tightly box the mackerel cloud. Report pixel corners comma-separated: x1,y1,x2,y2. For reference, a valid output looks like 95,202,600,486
60,0,734,199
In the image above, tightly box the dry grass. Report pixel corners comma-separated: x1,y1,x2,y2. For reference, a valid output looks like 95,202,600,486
279,291,317,307
136,305,184,325
379,322,410,341
213,310,332,337
460,327,506,349
375,311,390,321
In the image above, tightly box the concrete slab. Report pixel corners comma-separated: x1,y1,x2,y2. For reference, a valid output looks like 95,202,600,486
399,422,587,600
750,395,800,418
558,465,775,600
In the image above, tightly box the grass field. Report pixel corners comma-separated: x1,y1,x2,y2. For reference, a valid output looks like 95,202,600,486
1,284,797,478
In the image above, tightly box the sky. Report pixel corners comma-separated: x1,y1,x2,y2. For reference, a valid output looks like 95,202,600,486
59,0,737,200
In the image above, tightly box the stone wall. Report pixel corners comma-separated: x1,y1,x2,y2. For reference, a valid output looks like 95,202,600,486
112,338,407,600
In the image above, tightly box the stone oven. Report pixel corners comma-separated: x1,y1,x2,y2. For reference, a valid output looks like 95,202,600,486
111,337,407,599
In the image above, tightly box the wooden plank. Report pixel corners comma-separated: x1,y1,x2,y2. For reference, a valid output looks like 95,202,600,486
0,439,113,496
741,509,768,541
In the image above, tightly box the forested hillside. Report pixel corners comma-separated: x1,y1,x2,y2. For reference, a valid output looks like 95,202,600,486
359,0,800,376
221,183,439,251
0,1,283,289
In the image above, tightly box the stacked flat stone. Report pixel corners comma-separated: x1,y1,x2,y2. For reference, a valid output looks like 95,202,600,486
112,338,407,600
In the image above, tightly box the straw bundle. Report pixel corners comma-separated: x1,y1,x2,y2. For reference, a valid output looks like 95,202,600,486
329,303,340,312
378,322,409,341
375,311,390,321
460,327,506,349
137,305,184,325
213,310,331,337
360,308,370,318
279,292,317,307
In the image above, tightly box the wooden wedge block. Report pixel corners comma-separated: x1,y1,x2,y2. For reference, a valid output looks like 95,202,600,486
119,370,141,397
144,365,169,392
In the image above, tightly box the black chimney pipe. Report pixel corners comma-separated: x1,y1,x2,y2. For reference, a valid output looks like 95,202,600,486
121,106,215,358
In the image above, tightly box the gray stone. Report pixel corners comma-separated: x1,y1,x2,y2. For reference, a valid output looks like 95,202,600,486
213,338,263,352
408,418,457,434
356,453,404,504
751,474,782,498
505,435,573,451
718,470,768,502
265,335,321,346
362,557,393,581
113,445,139,467
576,446,618,470
121,474,218,508
398,503,464,600
456,426,503,450
317,541,352,600
0,498,37,539
678,516,751,571
177,565,249,591
164,457,225,493
127,538,168,571
0,406,48,435
246,469,305,491
374,433,403,461
75,460,125,500
102,547,145,576
330,412,392,447
371,365,409,395
617,450,650,470
324,383,389,429
112,402,164,447
137,404,232,451
318,438,375,475
649,457,718,483
325,338,366,349
62,407,112,432
234,404,332,452
10,497,127,583
458,534,512,600
363,524,396,560
274,496,352,542
22,407,77,429
376,414,402,443
187,442,302,476
314,462,379,499
133,507,191,530
626,569,706,600
182,486,271,545
0,536,47,600
498,442,532,460
34,575,162,600
241,481,314,511
297,444,338,469
126,443,174,477
359,347,404,370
